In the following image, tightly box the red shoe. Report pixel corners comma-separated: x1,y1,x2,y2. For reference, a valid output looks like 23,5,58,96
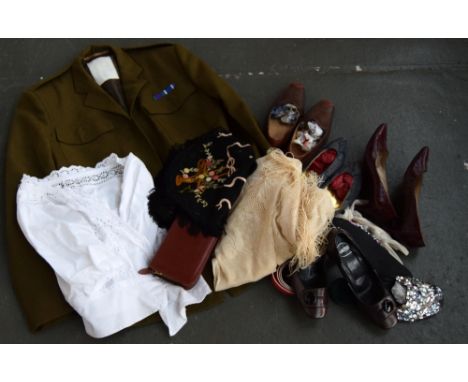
326,164,362,211
305,137,347,183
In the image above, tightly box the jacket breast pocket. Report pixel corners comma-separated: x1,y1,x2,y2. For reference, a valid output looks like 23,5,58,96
140,81,227,144
55,118,118,145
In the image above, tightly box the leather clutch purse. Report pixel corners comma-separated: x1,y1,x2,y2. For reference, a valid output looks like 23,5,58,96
142,216,218,289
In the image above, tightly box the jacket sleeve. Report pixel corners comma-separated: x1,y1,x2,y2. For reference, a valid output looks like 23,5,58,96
174,44,270,154
4,91,73,331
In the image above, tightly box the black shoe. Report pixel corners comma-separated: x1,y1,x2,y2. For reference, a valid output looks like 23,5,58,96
325,227,398,329
332,218,412,289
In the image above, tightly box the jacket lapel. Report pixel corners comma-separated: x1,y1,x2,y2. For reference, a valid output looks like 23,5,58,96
72,45,146,117
113,46,146,113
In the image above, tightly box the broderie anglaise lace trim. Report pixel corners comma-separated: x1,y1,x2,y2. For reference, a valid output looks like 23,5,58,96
21,153,125,187
53,165,123,189
18,154,130,204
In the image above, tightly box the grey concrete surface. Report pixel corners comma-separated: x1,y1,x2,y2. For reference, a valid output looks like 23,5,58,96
0,39,467,343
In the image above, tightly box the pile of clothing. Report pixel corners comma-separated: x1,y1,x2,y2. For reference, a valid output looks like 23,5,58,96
5,44,442,338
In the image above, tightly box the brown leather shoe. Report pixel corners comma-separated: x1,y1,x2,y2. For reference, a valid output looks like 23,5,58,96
326,228,398,329
290,259,328,319
288,100,334,166
266,83,305,149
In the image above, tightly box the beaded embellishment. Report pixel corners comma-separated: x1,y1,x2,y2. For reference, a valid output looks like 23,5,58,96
293,121,324,152
391,276,443,322
270,103,300,125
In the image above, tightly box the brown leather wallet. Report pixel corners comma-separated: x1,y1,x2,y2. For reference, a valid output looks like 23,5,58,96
141,217,218,289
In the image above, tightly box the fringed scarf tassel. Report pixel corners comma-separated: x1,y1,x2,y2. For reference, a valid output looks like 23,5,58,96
290,171,335,272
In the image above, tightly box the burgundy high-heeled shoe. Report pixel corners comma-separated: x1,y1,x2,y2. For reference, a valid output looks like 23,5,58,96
358,124,398,225
388,147,429,247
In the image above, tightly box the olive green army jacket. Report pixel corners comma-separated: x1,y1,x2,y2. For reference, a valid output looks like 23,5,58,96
5,43,269,332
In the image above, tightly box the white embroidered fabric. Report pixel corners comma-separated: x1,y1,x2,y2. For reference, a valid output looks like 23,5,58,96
17,153,211,338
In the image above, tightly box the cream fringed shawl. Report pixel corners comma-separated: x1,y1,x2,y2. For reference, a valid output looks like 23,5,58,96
212,149,335,291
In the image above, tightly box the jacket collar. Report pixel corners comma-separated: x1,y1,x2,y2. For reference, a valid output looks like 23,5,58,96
72,45,146,117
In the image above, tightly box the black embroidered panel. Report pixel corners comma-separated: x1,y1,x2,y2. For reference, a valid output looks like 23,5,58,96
148,128,257,237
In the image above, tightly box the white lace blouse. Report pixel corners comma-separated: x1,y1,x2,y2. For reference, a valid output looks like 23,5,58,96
16,153,211,338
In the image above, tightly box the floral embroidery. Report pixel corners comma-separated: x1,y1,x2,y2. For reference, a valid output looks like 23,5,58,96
175,142,231,207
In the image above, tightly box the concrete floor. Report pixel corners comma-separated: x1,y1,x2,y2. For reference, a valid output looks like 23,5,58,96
1,39,467,343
